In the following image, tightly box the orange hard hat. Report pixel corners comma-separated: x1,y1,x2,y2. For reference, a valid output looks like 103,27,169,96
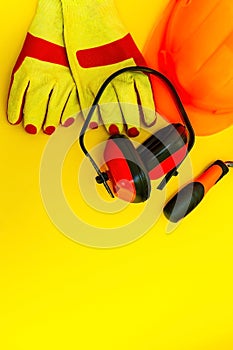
144,0,233,135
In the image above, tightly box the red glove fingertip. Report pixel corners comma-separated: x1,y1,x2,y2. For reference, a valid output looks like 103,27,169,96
89,122,98,129
127,127,139,138
25,124,37,134
109,124,120,135
44,126,56,135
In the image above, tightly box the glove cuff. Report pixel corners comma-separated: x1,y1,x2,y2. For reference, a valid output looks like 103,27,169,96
29,0,64,46
61,0,128,50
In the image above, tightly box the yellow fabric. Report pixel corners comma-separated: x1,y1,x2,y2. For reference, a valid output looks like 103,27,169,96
29,0,64,45
7,0,80,134
61,0,156,134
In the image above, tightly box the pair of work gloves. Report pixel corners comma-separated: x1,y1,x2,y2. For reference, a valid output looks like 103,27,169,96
7,0,156,136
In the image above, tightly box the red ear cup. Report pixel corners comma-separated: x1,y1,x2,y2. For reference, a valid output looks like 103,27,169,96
103,135,151,203
102,124,188,203
136,123,188,180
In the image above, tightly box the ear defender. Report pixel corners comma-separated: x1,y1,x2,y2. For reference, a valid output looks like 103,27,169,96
97,123,188,203
137,123,188,180
79,66,195,204
100,134,151,203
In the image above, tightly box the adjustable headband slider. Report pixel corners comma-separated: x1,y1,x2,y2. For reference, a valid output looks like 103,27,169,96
95,172,109,184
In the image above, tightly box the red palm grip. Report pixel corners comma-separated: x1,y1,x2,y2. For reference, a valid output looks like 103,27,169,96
76,34,146,68
13,33,69,74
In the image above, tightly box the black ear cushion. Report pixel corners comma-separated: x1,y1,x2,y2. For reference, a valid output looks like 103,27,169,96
136,123,188,172
109,135,151,202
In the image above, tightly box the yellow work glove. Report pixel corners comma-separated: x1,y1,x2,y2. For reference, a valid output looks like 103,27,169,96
7,0,80,134
61,0,156,137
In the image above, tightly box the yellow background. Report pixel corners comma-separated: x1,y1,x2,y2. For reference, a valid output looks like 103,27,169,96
1,0,233,349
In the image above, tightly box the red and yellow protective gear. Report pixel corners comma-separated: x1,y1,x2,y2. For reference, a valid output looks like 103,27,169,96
7,0,80,134
61,0,156,137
